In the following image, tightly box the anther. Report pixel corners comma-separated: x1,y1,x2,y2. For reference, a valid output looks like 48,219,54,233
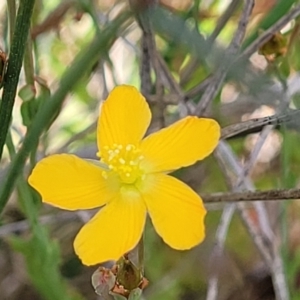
100,143,145,184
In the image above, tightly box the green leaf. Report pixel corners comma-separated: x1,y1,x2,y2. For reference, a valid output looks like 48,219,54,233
19,84,36,102
9,228,82,300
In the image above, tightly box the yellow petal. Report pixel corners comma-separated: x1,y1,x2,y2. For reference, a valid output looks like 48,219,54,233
140,174,206,249
74,188,146,265
140,116,220,173
97,85,151,150
28,154,118,210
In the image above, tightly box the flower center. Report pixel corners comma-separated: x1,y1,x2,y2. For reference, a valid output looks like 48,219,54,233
100,144,144,184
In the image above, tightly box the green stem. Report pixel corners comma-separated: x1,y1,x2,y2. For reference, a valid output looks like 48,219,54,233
6,0,17,46
0,11,131,215
5,131,16,157
0,0,35,160
6,132,39,226
24,37,35,86
138,235,144,275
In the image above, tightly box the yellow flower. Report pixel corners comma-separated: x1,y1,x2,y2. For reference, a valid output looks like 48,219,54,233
28,85,220,266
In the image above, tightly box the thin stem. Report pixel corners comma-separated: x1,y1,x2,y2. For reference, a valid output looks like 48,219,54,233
208,0,242,43
23,36,35,86
203,188,300,203
0,0,35,160
221,109,300,139
6,0,17,46
194,0,254,116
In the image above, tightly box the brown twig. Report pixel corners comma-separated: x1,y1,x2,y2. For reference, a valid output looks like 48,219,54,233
221,109,300,139
31,1,75,39
208,0,242,43
180,0,242,86
194,0,255,116
203,188,300,203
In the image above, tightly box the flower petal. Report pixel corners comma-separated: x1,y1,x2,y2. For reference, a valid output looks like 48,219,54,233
74,188,146,265
28,154,118,210
97,85,151,150
140,174,206,249
140,116,220,173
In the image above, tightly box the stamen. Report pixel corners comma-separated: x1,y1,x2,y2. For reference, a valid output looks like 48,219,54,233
100,143,145,184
